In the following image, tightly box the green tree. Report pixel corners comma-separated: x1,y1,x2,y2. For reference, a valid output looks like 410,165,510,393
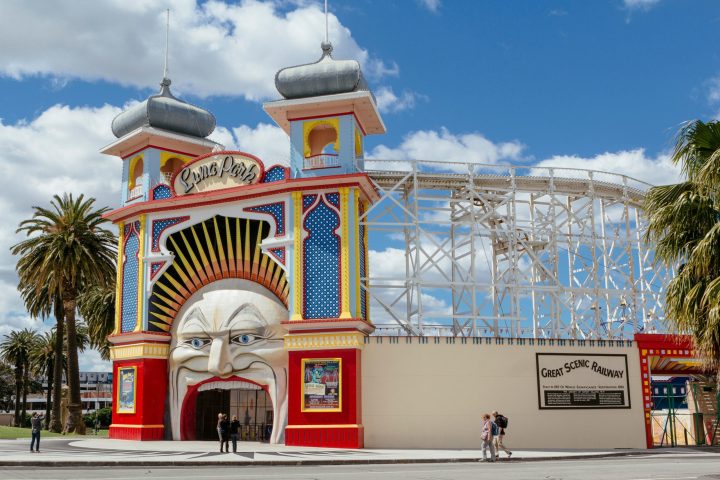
78,285,116,361
0,329,39,426
644,119,720,372
0,360,16,413
17,281,66,432
12,193,117,434
31,331,59,429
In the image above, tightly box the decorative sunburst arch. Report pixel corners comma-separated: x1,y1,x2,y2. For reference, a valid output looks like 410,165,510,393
147,215,288,332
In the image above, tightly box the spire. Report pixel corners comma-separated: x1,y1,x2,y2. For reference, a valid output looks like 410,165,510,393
163,9,170,83
324,0,329,45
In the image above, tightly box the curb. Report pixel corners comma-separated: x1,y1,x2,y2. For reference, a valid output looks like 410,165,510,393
0,450,656,467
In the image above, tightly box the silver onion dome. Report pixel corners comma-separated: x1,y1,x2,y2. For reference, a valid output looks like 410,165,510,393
111,78,216,138
275,42,369,99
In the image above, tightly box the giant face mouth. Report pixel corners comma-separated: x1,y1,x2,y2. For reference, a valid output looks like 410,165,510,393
172,360,288,443
167,279,289,443
180,375,270,440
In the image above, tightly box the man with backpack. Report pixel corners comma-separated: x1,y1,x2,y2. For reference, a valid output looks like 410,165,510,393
492,411,512,459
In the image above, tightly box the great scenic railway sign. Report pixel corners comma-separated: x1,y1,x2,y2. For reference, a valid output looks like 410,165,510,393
173,151,264,195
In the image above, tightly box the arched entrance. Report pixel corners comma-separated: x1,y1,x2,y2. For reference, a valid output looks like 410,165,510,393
195,382,274,441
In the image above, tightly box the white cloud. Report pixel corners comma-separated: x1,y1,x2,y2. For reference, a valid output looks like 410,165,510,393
368,127,525,170
418,0,441,13
534,148,681,186
375,86,424,113
0,0,395,100
623,0,661,10
211,123,290,165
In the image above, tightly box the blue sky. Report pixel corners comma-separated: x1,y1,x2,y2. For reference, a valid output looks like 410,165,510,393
0,0,718,368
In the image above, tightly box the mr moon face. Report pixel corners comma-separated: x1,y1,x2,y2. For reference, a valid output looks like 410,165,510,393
168,278,288,443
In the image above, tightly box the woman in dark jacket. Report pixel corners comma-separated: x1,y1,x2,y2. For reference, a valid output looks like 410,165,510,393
229,415,240,453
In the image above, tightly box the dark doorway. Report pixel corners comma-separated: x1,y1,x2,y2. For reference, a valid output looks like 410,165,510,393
195,389,230,440
194,387,274,442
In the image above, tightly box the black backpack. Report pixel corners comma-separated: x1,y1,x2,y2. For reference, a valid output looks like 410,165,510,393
495,414,508,429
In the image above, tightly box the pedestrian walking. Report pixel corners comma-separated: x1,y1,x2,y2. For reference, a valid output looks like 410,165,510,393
230,415,240,453
30,412,44,452
480,413,495,462
492,410,512,459
217,413,230,452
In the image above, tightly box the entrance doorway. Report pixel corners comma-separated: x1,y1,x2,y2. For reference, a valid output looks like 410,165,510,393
195,387,274,441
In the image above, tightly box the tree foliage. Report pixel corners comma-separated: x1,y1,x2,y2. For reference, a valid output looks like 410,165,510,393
644,119,720,372
11,193,116,434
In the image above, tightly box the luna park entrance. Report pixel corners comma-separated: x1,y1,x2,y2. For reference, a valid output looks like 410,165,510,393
196,386,273,442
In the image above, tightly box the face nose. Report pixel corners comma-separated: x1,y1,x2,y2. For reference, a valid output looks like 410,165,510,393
208,336,233,377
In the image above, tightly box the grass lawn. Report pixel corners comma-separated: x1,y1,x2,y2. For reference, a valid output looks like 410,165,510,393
0,425,109,439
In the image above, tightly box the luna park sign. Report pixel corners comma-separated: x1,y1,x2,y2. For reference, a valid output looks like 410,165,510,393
173,151,264,195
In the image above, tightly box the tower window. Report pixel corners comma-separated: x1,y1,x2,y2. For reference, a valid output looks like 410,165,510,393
307,123,338,156
161,157,185,184
128,155,144,198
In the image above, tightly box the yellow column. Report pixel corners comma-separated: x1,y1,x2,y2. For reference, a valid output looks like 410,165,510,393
339,188,352,319
134,215,146,332
291,191,304,321
352,190,361,318
362,200,371,323
112,222,125,336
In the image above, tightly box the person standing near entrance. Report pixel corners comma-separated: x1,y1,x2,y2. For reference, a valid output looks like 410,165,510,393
480,413,495,462
230,415,240,453
30,412,44,453
217,413,230,452
492,411,512,459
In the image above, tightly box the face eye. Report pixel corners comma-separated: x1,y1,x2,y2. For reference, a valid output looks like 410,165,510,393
231,333,262,346
184,337,210,350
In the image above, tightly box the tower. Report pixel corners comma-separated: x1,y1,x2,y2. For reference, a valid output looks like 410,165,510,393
266,42,385,179
103,76,219,440
264,41,385,448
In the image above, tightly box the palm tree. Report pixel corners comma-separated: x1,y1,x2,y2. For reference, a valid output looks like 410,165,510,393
0,329,39,426
78,285,116,361
17,281,66,432
12,193,116,434
644,119,720,373
31,331,60,429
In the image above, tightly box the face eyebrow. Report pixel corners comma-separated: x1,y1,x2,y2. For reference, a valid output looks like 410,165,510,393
179,307,211,335
223,302,268,331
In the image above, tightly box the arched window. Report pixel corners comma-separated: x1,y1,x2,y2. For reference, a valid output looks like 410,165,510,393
303,118,340,169
160,157,185,184
128,155,144,198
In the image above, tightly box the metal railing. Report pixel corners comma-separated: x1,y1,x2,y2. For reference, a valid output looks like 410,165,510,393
304,154,339,170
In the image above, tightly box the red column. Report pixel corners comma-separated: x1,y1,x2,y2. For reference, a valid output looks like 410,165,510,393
108,333,171,440
285,348,363,448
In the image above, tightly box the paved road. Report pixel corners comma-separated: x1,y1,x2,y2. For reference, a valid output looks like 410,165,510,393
3,453,720,480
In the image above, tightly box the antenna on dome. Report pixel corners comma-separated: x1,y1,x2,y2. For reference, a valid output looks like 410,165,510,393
163,9,170,81
324,0,329,44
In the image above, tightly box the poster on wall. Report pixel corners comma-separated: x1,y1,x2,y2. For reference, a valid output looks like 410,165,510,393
302,358,341,412
536,353,631,409
117,366,137,414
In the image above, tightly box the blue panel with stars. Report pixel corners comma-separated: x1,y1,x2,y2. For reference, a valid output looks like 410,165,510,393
152,217,188,252
303,200,340,319
246,203,285,236
360,220,367,321
326,192,340,208
303,194,317,212
262,166,287,183
121,231,139,333
152,184,172,200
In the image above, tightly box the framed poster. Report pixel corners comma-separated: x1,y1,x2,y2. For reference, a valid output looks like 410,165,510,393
117,366,137,414
536,353,631,409
301,358,342,412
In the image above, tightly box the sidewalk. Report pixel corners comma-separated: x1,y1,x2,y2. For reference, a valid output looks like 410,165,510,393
0,437,700,467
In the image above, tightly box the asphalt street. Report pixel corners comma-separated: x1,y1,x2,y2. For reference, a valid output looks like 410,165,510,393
3,453,720,480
